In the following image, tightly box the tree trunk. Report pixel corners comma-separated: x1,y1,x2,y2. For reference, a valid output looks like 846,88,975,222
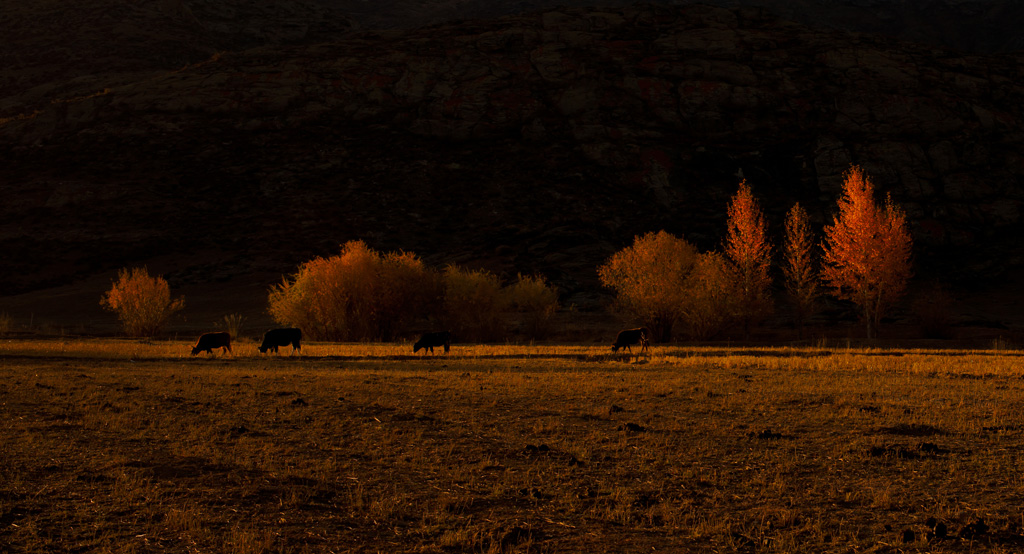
864,306,876,340
659,319,673,343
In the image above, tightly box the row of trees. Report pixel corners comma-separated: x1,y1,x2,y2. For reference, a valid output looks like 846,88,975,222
599,165,913,340
266,240,558,341
100,165,910,341
100,249,560,341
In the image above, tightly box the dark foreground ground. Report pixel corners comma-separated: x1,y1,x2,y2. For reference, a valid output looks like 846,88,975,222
3,341,1024,552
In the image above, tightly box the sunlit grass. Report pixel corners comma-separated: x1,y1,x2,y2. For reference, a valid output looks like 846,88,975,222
2,338,1022,377
4,338,1024,552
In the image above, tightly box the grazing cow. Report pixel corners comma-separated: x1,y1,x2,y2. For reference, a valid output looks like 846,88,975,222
258,328,302,354
191,332,232,356
612,327,650,354
414,331,451,354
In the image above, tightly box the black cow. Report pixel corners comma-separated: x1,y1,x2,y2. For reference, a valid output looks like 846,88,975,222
414,331,451,354
612,327,650,354
191,332,232,356
258,328,302,354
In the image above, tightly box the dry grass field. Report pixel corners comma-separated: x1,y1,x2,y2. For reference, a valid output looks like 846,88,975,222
4,339,1024,553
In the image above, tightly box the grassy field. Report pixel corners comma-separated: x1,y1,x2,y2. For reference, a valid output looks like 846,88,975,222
3,339,1024,553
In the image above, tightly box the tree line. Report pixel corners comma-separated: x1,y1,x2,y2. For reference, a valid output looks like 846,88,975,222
100,165,912,341
598,165,912,341
100,242,560,342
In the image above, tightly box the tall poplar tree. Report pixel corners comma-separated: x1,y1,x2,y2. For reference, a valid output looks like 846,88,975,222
821,166,913,339
724,180,773,340
782,203,819,339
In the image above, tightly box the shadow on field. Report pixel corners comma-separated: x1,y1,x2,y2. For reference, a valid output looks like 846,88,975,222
6,347,1023,365
323,354,633,362
323,349,842,362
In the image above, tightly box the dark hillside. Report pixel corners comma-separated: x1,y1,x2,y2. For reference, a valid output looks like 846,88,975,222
2,3,1023,313
322,0,1024,54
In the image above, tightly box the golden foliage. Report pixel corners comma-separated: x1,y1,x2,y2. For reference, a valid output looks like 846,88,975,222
782,203,819,336
269,241,559,343
597,231,699,341
505,273,559,339
99,267,184,337
598,231,742,341
723,180,773,337
681,252,742,340
441,265,507,342
821,166,913,338
267,241,438,341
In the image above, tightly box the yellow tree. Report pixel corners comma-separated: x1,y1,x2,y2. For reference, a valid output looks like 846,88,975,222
821,166,913,339
100,267,184,337
782,203,819,339
597,231,699,342
268,241,437,341
723,180,772,339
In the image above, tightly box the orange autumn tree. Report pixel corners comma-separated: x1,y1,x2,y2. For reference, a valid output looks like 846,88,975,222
782,203,819,339
100,267,184,337
723,180,772,339
821,166,913,339
597,231,699,342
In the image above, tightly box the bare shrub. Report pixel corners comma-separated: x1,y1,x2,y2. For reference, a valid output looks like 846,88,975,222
220,313,246,341
100,267,184,337
505,274,559,339
442,265,507,342
268,241,438,341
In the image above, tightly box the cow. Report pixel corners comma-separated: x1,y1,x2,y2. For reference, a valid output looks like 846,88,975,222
612,327,650,355
191,332,232,356
258,328,302,354
414,331,451,354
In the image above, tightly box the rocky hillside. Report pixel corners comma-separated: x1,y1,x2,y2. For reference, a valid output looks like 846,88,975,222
2,3,1023,307
0,0,352,112
326,0,1024,53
